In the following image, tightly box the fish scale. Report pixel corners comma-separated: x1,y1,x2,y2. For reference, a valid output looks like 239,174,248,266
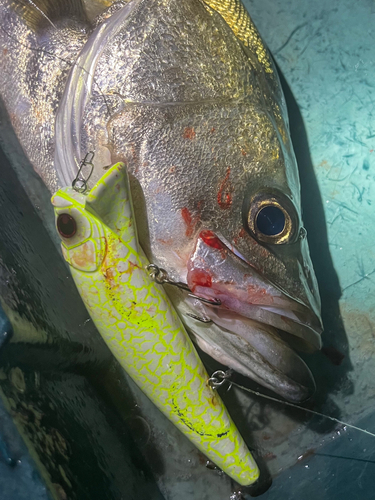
203,0,273,73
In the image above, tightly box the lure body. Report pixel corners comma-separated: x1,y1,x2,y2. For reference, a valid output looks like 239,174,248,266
51,162,259,486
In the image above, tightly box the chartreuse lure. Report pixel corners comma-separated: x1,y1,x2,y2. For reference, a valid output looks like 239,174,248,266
51,162,259,486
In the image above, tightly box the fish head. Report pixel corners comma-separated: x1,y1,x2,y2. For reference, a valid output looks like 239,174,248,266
146,100,321,324
182,116,323,351
127,98,322,402
88,0,323,402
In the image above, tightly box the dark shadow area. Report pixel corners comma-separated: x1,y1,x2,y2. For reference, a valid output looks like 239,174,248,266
0,140,164,499
90,363,168,480
0,144,108,366
277,65,354,422
0,364,164,500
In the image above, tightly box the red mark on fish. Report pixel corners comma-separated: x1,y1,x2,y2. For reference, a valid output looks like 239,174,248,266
189,269,212,290
280,315,292,325
233,227,247,245
199,230,224,249
217,167,233,209
246,284,270,304
181,207,195,237
183,127,196,140
181,203,203,237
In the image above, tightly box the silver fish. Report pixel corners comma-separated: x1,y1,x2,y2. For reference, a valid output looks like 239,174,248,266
0,0,322,402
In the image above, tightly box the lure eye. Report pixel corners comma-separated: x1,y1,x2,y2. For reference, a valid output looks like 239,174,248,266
57,213,77,238
246,191,299,244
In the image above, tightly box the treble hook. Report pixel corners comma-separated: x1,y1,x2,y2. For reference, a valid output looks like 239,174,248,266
72,151,95,193
146,264,221,306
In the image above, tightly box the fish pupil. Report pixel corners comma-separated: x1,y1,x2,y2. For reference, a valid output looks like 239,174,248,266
57,213,77,238
256,206,285,236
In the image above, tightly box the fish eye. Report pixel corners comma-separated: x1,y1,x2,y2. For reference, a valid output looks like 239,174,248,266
57,213,77,238
246,191,298,244
256,206,285,236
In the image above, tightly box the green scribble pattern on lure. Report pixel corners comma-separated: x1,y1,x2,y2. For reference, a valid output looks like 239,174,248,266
51,162,259,486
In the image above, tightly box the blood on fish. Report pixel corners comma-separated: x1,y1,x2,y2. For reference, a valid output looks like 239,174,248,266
280,315,292,325
217,167,233,209
189,268,212,289
199,230,224,250
130,144,138,163
183,127,196,140
181,207,195,237
247,284,268,298
233,227,246,246
181,207,192,225
181,204,202,237
157,238,174,245
263,452,277,462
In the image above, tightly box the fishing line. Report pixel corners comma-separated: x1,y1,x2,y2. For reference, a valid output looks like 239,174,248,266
230,380,375,439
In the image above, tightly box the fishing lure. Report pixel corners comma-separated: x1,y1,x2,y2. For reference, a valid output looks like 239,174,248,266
51,162,259,486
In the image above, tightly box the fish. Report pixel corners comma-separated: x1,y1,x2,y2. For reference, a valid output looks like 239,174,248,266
51,161,259,486
0,0,322,402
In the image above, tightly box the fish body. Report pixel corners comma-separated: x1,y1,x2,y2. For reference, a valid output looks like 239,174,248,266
1,0,322,401
51,162,259,486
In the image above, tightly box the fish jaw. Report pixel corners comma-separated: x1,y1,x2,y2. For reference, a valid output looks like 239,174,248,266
187,230,322,347
182,303,316,403
178,229,322,402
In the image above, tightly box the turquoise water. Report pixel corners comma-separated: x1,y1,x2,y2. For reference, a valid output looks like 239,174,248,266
247,0,375,496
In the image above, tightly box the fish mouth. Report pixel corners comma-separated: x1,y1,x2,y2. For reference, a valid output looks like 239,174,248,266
179,229,322,403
